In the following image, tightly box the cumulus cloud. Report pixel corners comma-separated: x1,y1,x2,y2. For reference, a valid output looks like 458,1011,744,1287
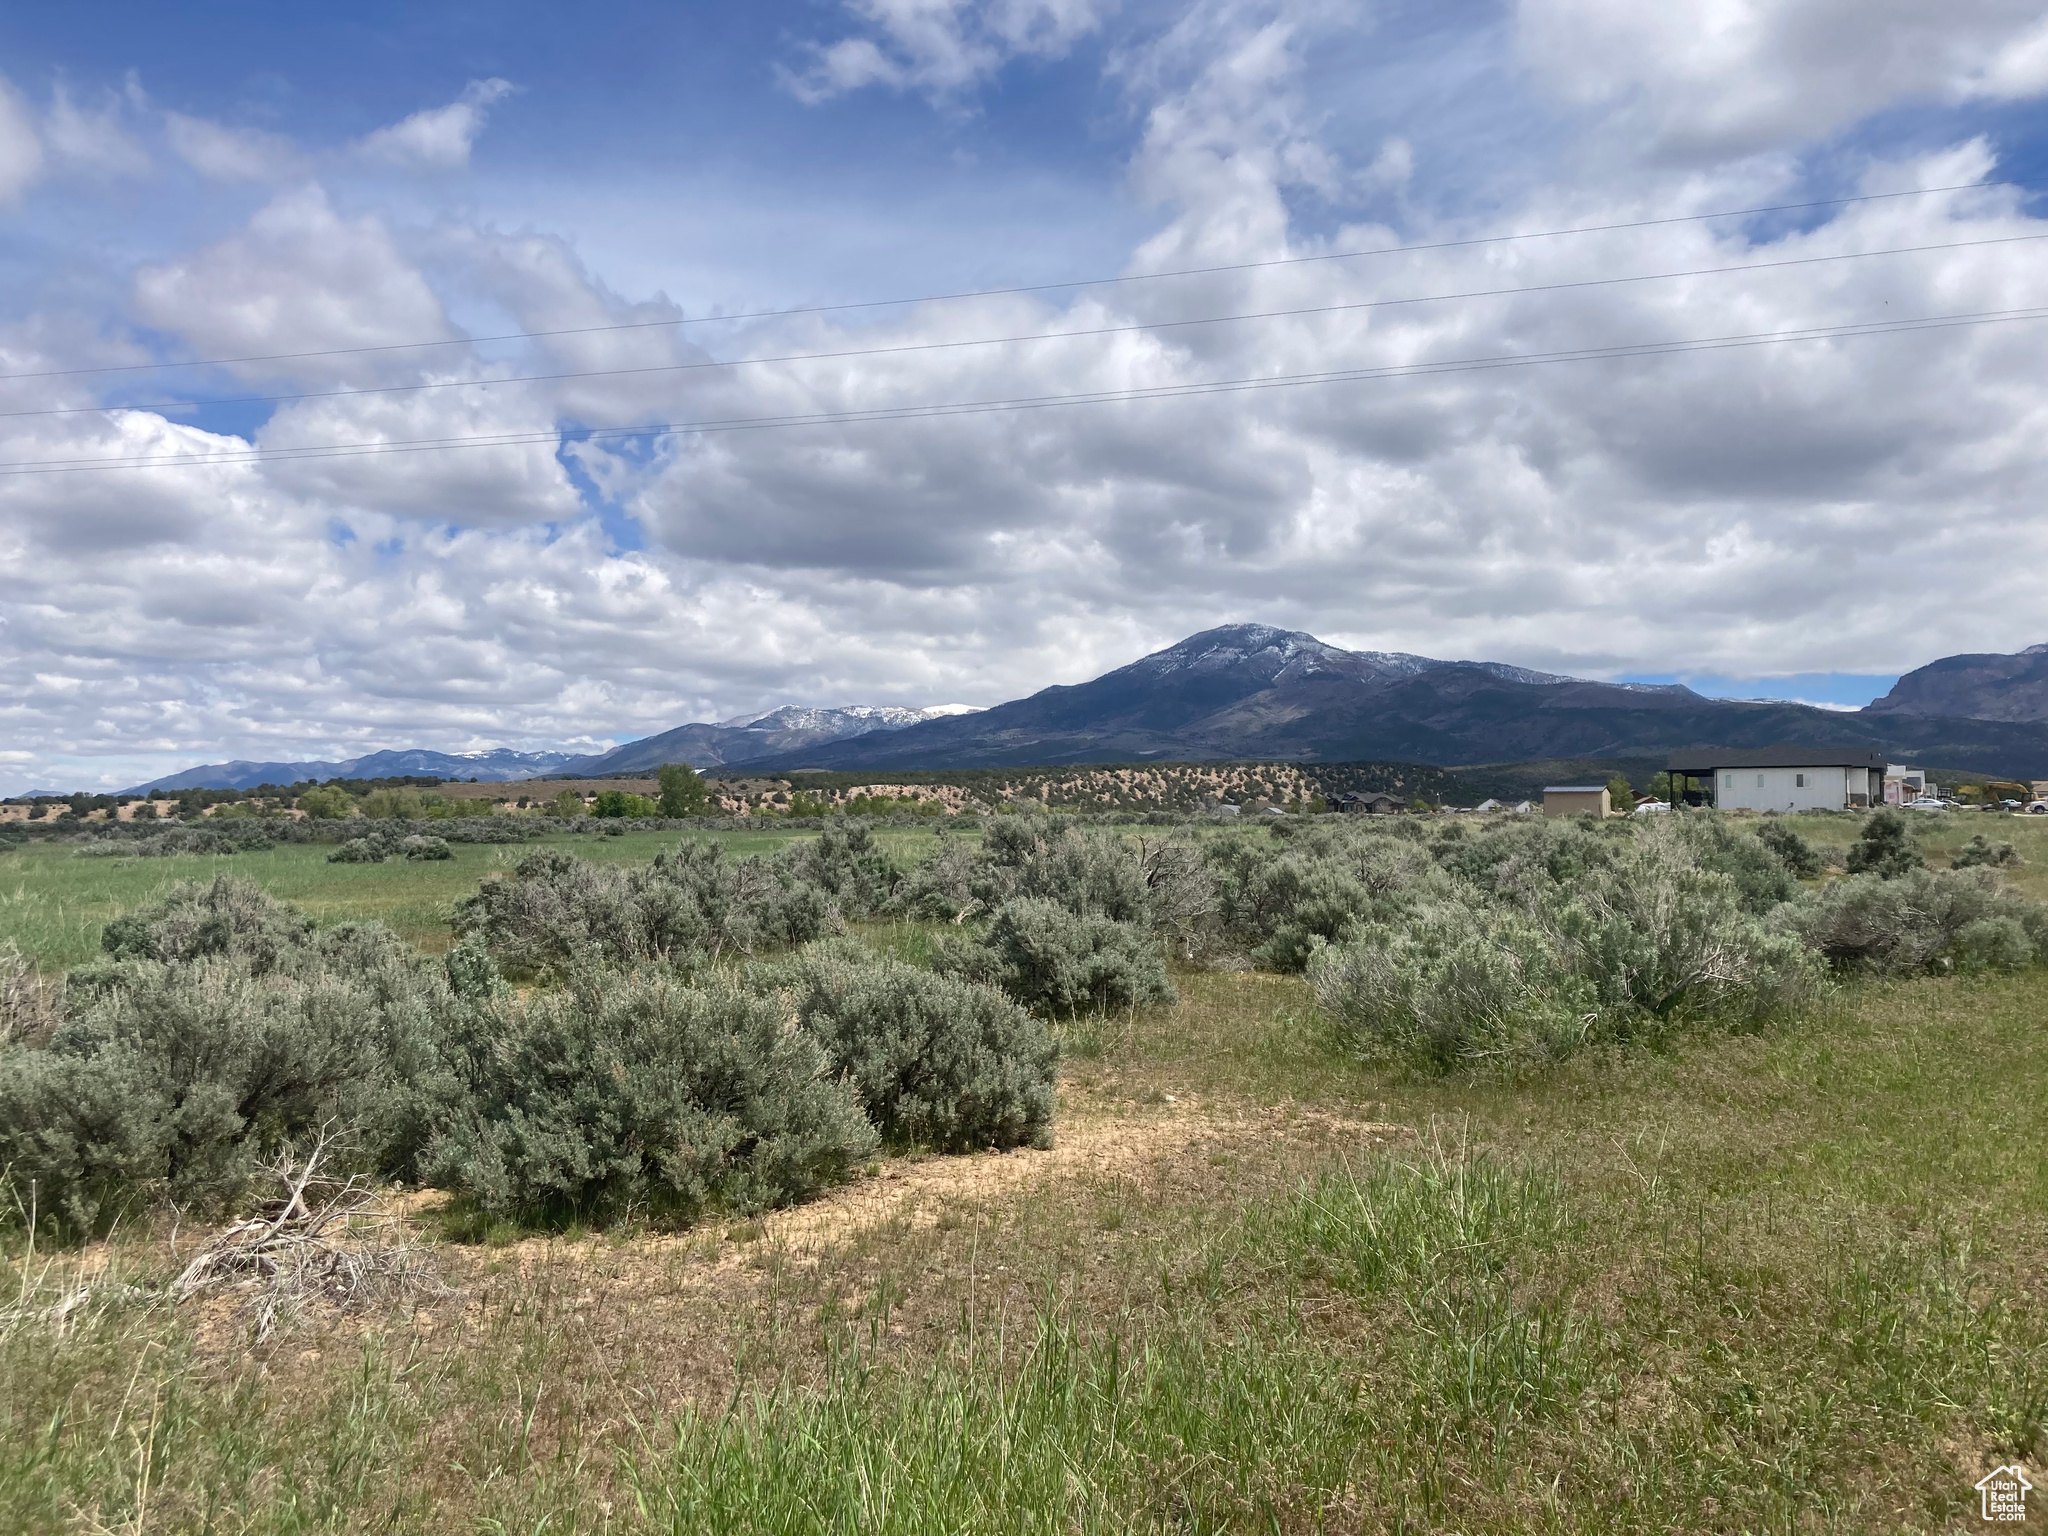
784,0,1114,103
43,78,150,176
132,186,458,382
0,73,44,203
354,78,515,168
5,9,2048,794
1517,0,2048,159
163,110,301,180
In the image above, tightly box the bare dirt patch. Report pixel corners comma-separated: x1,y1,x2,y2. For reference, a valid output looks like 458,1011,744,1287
353,1094,1406,1415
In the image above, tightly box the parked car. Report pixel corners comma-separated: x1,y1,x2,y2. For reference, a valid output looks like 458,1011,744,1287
1904,797,1949,811
2028,801,2048,815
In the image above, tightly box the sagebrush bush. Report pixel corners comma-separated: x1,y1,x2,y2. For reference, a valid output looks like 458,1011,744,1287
1953,833,2022,870
1310,905,1586,1069
1206,823,1444,969
1787,867,2044,975
0,947,448,1237
1312,822,1823,1070
99,873,317,973
961,897,1175,1016
329,837,386,864
1548,829,1823,1026
455,843,835,977
421,969,876,1226
779,824,900,918
1673,815,1801,913
757,941,1057,1151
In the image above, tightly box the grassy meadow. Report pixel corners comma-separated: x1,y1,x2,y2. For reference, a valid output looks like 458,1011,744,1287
2,812,2045,1532
0,825,955,973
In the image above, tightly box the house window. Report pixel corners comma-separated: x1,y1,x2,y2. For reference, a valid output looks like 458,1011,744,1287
1756,774,1766,788
1795,773,1806,788
1723,774,1733,788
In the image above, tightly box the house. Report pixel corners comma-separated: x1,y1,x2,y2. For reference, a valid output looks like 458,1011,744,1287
1542,785,1611,818
1331,791,1406,815
1473,798,1504,813
1665,747,1886,812
1883,765,1928,805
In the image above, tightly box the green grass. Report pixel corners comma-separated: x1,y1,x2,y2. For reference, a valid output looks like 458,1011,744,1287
4,820,2046,1529
4,964,2045,1530
1789,807,2048,898
0,825,956,972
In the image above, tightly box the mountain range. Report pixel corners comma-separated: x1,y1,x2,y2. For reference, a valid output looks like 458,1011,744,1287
122,627,2048,794
132,747,584,793
566,704,980,777
124,707,978,794
724,626,2048,776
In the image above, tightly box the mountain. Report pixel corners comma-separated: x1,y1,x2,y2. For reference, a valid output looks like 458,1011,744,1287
114,631,2048,796
129,747,583,794
1863,643,2048,723
737,624,2048,777
566,704,981,777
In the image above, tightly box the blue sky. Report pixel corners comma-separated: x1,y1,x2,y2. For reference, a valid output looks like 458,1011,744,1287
3,0,2047,790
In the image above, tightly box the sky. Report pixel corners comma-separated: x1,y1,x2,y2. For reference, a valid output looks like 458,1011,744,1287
2,0,2046,792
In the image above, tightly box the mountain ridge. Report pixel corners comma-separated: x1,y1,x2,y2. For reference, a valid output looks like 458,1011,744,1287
108,629,2048,795
1864,644,2048,724
742,625,2048,778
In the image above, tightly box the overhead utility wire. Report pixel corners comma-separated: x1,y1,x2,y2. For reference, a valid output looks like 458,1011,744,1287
10,231,2041,425
5,305,2041,477
0,179,2019,385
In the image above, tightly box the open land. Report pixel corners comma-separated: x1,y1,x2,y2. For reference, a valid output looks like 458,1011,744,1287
2,812,2045,1532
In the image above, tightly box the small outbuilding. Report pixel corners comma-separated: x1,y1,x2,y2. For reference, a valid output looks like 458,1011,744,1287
1666,747,1886,812
1542,785,1611,818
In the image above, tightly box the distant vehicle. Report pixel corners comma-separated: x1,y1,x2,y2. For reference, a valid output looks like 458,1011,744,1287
1904,797,1949,811
2028,801,2048,815
2001,799,2024,809
1632,799,1671,814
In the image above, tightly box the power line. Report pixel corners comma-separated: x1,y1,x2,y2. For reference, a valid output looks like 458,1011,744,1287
0,179,2022,385
9,231,2041,426
5,304,2040,477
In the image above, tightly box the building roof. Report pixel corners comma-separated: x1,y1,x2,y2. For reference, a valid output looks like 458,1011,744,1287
1666,745,1889,774
1544,785,1608,793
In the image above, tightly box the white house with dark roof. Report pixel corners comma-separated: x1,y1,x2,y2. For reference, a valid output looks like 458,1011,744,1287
1666,747,1887,812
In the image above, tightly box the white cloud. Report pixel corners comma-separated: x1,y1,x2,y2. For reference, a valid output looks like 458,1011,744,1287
1516,0,2048,159
132,186,458,382
6,9,2048,795
784,0,1113,103
164,110,300,180
355,78,514,168
0,73,44,204
44,78,150,176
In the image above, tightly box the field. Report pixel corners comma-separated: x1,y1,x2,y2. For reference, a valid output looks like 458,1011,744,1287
0,826,951,973
3,813,2045,1531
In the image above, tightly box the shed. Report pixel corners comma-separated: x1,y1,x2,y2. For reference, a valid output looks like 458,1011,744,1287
1666,747,1887,812
1542,785,1611,818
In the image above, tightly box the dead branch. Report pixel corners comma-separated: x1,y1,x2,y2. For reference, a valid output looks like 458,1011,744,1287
172,1128,447,1341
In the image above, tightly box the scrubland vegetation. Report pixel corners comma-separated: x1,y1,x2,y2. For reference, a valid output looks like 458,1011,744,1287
1,804,2045,1530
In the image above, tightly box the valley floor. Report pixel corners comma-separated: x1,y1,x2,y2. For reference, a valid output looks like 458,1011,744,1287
4,951,2044,1532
